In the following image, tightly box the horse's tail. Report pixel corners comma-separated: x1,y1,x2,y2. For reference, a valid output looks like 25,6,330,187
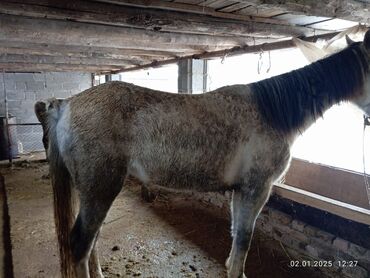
36,99,76,277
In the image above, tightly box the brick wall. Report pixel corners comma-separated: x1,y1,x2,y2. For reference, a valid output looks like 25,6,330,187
0,72,91,153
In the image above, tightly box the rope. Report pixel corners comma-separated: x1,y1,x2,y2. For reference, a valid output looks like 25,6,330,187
362,115,370,207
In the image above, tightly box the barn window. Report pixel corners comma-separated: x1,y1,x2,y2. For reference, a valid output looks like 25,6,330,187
118,64,178,93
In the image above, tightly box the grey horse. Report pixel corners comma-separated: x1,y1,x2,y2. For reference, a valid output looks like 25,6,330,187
35,30,370,278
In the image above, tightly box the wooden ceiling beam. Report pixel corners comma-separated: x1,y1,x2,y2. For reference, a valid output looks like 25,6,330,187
0,14,256,51
0,0,314,38
237,0,370,24
0,63,118,73
0,46,171,62
0,53,142,67
0,41,193,59
93,0,370,24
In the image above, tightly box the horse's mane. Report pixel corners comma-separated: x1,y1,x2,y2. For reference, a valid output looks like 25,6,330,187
251,42,369,133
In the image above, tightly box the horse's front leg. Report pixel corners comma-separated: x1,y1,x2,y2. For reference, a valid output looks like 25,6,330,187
226,181,272,278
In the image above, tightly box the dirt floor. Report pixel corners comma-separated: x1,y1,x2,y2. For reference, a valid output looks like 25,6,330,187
1,161,325,278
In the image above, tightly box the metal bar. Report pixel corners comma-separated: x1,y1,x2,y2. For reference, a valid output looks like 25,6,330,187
202,60,208,93
111,31,341,74
2,71,12,164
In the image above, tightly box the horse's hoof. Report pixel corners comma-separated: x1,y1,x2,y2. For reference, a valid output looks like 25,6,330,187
141,186,157,203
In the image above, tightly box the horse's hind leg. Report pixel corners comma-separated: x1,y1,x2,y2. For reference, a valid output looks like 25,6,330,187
71,165,125,278
226,180,272,278
88,233,103,277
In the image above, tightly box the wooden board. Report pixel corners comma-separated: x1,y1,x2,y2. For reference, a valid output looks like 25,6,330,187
274,183,370,225
285,158,370,210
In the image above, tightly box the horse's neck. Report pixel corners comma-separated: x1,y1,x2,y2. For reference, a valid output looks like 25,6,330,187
251,44,368,140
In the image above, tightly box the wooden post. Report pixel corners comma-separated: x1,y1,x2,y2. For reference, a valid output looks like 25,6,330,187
178,59,192,94
178,59,207,94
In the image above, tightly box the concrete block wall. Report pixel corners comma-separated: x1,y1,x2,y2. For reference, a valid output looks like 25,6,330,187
195,191,369,278
0,72,91,153
256,207,370,278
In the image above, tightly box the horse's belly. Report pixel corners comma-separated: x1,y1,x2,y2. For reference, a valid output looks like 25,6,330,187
128,159,229,191
152,170,228,192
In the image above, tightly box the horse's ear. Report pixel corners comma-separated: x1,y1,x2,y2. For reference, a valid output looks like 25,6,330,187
364,29,370,51
345,35,355,46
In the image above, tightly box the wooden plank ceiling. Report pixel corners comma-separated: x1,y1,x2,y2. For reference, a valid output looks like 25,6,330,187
0,0,369,73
